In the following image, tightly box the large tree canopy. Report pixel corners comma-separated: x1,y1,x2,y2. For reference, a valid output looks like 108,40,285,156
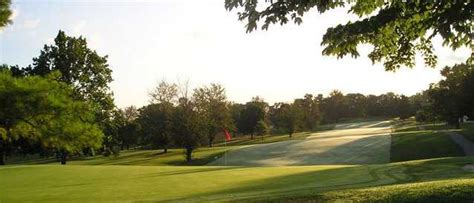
428,63,474,127
27,30,115,120
0,70,103,165
225,0,473,71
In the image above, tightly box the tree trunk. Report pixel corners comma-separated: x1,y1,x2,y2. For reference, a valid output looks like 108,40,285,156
250,133,254,140
455,119,461,129
0,149,5,165
0,133,7,165
289,132,293,138
185,147,193,163
209,139,213,148
163,147,167,153
60,151,67,165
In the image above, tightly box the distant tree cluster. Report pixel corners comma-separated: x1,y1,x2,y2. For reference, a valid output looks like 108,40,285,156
319,90,415,123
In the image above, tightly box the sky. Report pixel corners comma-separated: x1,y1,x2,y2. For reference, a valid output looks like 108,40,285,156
0,0,471,108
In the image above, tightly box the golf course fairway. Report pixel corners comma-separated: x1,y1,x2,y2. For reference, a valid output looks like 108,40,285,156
211,120,392,166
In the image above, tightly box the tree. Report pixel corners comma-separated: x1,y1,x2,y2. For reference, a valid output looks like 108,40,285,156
0,0,11,28
0,70,103,165
321,90,346,123
270,102,303,138
149,80,179,104
122,106,139,121
225,0,473,71
28,30,114,122
239,97,267,139
115,106,140,151
230,103,244,135
171,98,205,163
137,103,174,153
429,63,474,128
137,80,180,153
410,91,433,121
0,64,27,77
193,84,233,147
397,95,412,120
295,94,321,131
254,120,269,139
344,93,367,118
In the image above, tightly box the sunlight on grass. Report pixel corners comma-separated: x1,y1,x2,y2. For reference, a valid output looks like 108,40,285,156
1,157,473,202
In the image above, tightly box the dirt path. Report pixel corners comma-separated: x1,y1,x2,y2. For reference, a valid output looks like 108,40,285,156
209,121,392,166
446,131,474,156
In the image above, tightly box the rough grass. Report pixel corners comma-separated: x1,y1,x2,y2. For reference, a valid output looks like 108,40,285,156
1,157,473,202
460,122,474,143
391,130,464,162
390,118,465,162
7,147,236,166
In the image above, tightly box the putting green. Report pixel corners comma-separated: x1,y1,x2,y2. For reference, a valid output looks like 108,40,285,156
210,121,392,166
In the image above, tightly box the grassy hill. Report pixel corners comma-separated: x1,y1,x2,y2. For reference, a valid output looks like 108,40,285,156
1,157,473,202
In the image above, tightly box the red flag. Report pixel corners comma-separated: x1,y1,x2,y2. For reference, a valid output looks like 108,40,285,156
224,129,232,141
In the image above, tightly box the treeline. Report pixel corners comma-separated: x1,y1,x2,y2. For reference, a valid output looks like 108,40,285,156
108,87,419,159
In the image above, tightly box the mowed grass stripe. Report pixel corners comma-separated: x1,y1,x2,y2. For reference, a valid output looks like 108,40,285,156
2,157,473,202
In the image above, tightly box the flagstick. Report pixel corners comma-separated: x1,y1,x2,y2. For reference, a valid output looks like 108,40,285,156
224,138,227,166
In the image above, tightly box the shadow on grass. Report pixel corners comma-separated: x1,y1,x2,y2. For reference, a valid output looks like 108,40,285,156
173,157,474,202
390,130,465,162
6,147,233,167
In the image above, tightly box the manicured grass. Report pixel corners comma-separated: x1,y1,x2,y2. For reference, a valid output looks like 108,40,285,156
460,122,474,143
222,117,387,147
7,147,236,166
390,118,466,162
392,119,451,133
285,178,474,202
214,124,335,147
214,132,313,147
211,124,391,166
1,157,473,202
391,130,464,162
